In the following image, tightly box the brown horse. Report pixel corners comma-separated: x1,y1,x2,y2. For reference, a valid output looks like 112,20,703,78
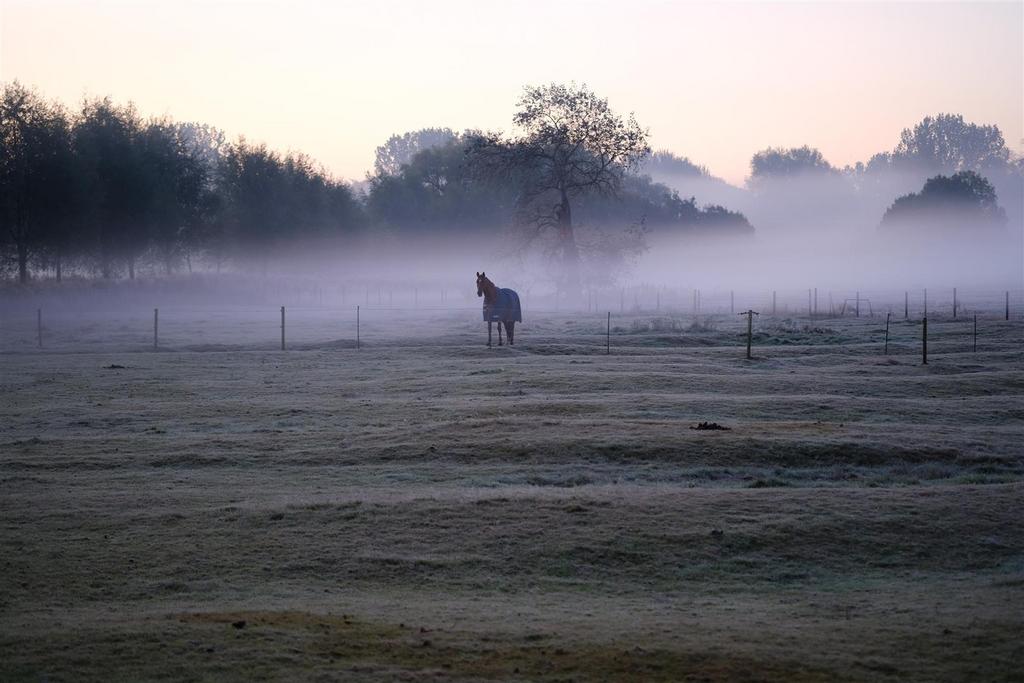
476,272,522,347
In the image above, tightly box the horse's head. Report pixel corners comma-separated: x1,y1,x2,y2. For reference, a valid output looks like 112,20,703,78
476,271,487,298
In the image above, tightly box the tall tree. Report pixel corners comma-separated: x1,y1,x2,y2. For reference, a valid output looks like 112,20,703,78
749,146,834,181
891,114,1009,173
373,128,458,176
139,119,208,274
880,170,1006,230
0,82,74,283
471,83,650,285
73,97,148,278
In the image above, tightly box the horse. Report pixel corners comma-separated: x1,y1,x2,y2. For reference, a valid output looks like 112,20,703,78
476,271,522,347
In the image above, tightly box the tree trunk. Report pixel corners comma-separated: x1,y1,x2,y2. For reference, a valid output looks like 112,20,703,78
556,190,580,291
17,243,29,285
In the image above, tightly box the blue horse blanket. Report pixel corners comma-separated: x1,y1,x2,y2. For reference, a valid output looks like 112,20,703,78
483,288,522,322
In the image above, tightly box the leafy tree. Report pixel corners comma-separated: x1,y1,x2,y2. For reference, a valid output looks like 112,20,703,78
640,150,710,178
373,127,457,176
577,173,752,234
470,83,650,285
367,135,513,232
73,97,149,278
0,82,75,283
891,114,1009,173
749,145,835,181
880,170,1006,230
138,119,209,274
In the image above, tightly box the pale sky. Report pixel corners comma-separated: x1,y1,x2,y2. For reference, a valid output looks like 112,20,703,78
2,0,1021,185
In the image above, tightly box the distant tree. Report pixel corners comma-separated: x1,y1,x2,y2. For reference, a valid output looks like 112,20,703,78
577,173,752,234
175,122,226,271
138,119,210,274
890,114,1009,173
470,83,650,285
73,97,149,278
0,82,75,283
639,150,710,178
880,170,1006,230
749,145,835,181
367,136,513,231
373,127,458,176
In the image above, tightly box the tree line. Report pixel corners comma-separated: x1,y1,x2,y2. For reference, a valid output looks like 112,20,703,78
2,81,752,286
1,82,364,284
6,79,1017,287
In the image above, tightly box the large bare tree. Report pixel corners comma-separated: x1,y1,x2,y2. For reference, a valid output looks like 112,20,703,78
471,83,649,287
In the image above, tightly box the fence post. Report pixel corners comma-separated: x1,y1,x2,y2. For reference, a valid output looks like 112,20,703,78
904,291,908,319
740,310,759,359
884,312,890,354
808,289,812,317
772,291,776,315
922,316,927,365
620,288,624,313
356,305,360,349
973,314,977,353
154,308,158,350
814,287,818,317
953,287,957,319
37,308,42,348
1006,291,1010,321
730,290,734,315
855,291,860,317
280,306,285,351
924,288,928,316
606,311,611,355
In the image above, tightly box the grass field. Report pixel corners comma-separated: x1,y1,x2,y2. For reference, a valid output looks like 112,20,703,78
1,308,1022,681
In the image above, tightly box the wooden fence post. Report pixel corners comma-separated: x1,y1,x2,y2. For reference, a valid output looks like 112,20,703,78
772,291,776,315
280,306,286,351
356,305,360,349
740,310,759,359
922,316,927,365
884,312,890,354
37,308,42,348
1006,291,1010,321
730,290,734,315
154,308,158,350
953,287,957,319
904,291,908,319
973,314,977,353
606,311,611,355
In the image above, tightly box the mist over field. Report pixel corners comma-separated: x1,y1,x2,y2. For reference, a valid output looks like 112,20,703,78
2,2,1024,682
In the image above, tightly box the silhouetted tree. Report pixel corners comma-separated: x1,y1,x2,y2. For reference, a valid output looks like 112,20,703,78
891,114,1009,173
367,134,514,231
749,146,834,181
880,170,1006,230
640,150,710,178
138,119,209,274
1,82,75,283
373,128,458,176
73,97,149,278
470,83,650,286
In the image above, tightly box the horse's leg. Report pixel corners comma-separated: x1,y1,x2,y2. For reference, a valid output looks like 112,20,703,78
498,322,504,346
507,321,514,345
487,321,492,347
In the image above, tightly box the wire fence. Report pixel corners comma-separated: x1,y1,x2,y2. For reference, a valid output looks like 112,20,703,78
1,286,1021,356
